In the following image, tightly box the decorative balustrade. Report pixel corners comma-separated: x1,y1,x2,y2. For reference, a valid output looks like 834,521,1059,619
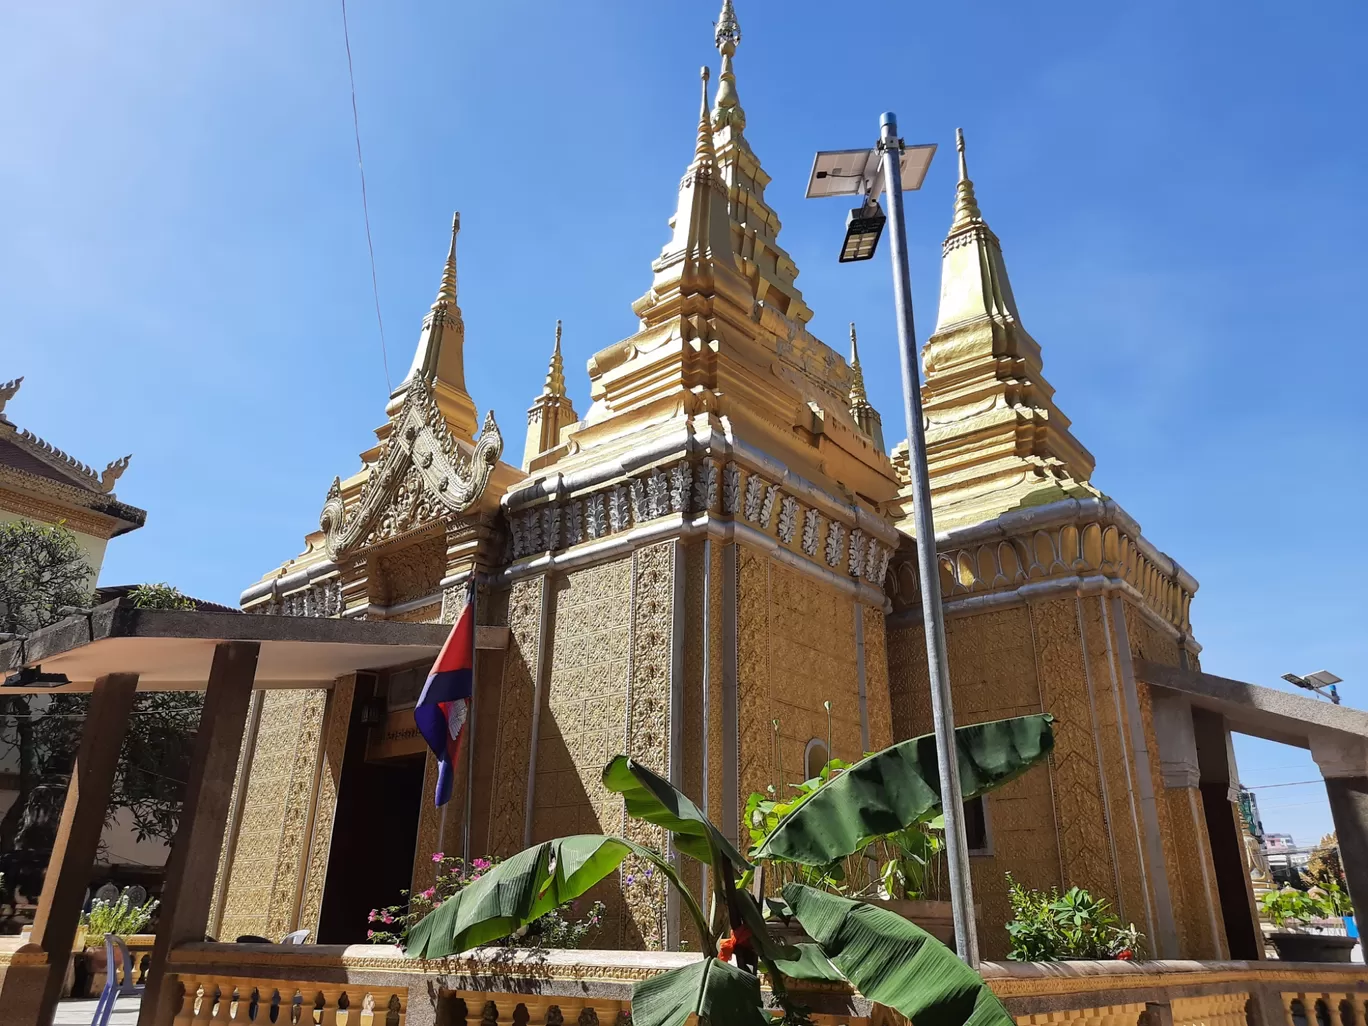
152,943,1368,1026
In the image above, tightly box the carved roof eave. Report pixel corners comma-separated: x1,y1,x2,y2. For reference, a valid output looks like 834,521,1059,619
0,463,147,531
319,377,503,562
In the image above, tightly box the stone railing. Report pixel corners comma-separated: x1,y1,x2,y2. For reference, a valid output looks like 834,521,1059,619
152,943,1368,1026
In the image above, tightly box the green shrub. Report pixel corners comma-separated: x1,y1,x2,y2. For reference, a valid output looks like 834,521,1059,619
1004,875,1143,961
366,853,604,949
82,891,159,938
127,584,196,610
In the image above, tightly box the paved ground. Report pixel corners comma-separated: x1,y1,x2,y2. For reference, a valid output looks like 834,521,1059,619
53,996,141,1025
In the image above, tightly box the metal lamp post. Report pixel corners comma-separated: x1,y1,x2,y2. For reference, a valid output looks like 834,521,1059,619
807,112,979,965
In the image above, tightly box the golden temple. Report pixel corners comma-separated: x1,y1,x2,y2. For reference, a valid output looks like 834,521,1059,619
214,1,1249,963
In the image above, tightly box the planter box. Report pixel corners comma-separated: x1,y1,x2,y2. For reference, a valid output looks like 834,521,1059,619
1269,931,1357,963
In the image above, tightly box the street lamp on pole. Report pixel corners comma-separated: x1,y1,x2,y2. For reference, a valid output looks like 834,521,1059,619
806,113,980,966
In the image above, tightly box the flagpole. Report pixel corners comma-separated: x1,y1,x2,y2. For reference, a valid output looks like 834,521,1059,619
462,574,478,866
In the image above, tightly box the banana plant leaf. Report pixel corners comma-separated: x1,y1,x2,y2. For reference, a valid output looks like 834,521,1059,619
603,755,749,870
630,957,771,1026
405,834,671,958
774,942,846,984
755,714,1054,865
784,884,1013,1026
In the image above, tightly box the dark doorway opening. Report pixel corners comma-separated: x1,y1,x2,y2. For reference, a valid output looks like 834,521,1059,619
316,675,424,943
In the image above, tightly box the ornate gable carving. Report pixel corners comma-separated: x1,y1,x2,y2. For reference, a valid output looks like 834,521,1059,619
319,376,502,561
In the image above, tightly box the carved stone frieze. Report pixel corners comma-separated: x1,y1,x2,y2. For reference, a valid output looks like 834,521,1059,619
319,376,502,562
267,578,344,618
722,462,740,514
825,521,847,568
777,495,798,544
801,509,821,557
742,474,764,522
693,461,718,513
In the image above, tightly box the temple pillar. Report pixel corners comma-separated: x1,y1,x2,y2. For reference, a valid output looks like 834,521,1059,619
1191,707,1262,959
1309,734,1368,919
1151,692,1224,958
140,641,260,1026
24,672,139,1026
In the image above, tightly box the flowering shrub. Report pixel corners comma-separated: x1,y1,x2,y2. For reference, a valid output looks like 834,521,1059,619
82,890,160,938
1004,875,1144,961
367,853,605,949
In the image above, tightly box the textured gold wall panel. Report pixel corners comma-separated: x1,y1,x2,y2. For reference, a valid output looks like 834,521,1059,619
1028,598,1115,900
622,542,675,949
297,675,356,938
862,607,892,752
216,687,327,943
1077,596,1150,935
533,556,633,942
736,546,862,835
487,576,545,857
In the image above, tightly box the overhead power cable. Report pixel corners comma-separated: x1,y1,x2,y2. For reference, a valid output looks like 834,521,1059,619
340,0,392,394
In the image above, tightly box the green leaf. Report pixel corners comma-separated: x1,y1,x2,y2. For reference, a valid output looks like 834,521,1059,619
755,714,1054,865
629,958,771,1026
734,887,799,963
785,884,1013,1026
603,756,750,870
406,835,636,958
774,942,847,984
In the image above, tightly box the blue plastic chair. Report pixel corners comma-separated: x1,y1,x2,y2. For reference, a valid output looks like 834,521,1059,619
89,933,143,1026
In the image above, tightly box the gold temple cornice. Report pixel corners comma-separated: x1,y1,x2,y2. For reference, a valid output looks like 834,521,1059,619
320,376,502,562
887,496,1199,640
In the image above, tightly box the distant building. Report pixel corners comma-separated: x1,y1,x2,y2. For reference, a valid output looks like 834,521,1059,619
0,376,144,581
0,378,157,921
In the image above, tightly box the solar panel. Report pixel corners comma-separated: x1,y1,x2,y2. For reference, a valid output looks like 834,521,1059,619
806,143,937,200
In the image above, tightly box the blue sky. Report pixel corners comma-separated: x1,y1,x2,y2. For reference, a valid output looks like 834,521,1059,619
2,2,1363,847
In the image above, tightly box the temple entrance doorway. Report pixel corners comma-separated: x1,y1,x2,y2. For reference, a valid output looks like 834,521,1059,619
316,673,426,943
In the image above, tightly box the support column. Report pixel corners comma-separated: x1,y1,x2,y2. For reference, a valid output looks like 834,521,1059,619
23,672,139,1026
1192,707,1262,959
139,642,260,1026
1310,734,1368,920
1151,693,1222,958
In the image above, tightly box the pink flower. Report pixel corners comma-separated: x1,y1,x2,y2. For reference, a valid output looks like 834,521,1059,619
421,888,436,900
432,852,445,863
381,913,394,924
473,857,492,870
367,930,375,939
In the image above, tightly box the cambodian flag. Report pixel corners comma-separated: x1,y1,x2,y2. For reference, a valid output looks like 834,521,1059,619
413,592,475,807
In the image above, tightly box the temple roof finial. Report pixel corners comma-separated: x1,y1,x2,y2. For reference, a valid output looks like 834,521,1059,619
848,322,870,408
951,129,983,229
692,67,717,171
544,319,567,397
712,0,746,130
436,212,460,305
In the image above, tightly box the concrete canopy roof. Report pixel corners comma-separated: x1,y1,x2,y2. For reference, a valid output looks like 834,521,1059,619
1138,660,1368,749
0,599,452,692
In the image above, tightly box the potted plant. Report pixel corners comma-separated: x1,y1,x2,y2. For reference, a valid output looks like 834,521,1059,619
78,890,160,996
403,713,1055,1026
1263,885,1356,962
1003,875,1143,961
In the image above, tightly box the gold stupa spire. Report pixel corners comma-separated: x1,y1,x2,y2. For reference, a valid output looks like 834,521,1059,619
543,319,567,397
712,0,745,130
846,322,884,451
848,322,869,407
691,66,717,176
385,211,478,439
908,128,1098,530
951,128,983,229
523,319,578,470
436,211,459,305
